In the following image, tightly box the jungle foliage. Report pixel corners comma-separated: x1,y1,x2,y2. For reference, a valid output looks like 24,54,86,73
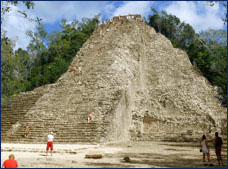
1,15,100,105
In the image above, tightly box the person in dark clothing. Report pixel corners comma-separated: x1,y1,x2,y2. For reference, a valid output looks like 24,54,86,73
213,132,224,166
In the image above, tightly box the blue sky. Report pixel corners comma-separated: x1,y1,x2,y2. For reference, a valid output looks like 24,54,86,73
2,1,227,50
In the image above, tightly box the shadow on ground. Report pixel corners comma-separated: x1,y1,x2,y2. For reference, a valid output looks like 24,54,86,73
85,152,227,168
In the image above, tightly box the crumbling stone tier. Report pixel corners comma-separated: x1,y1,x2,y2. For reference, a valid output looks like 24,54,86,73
1,14,227,144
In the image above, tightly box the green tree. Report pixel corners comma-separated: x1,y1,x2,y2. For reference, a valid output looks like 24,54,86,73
26,15,100,90
1,1,38,106
199,29,227,105
1,14,100,104
148,8,195,49
26,23,49,88
187,29,227,106
187,37,211,78
1,39,29,105
1,38,15,104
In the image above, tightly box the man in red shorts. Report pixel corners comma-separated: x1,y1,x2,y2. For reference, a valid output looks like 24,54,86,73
46,132,54,156
213,132,224,166
2,154,18,168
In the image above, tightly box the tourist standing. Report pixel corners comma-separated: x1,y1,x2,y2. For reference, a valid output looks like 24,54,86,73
46,132,54,156
200,135,213,166
2,154,18,168
213,132,224,166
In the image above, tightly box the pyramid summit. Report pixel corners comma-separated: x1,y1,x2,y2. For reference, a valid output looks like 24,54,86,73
1,14,227,143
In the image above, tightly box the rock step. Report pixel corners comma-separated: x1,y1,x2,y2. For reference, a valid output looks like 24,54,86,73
1,128,101,134
1,139,100,143
1,122,100,126
2,131,102,136
4,136,101,140
1,132,101,137
1,133,101,138
1,123,100,128
1,91,44,139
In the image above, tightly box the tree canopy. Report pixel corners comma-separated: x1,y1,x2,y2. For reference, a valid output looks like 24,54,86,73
1,15,100,106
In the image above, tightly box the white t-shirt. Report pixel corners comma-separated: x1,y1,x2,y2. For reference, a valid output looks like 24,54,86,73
47,134,54,142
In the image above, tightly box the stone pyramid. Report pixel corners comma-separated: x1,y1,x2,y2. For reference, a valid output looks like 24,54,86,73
1,15,226,143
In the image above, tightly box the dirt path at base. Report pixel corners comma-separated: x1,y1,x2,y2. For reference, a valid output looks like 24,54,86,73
1,141,227,168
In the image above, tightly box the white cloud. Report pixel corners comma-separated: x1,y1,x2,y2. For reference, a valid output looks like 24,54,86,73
2,4,36,50
102,2,116,18
164,1,225,33
3,1,112,50
2,1,225,50
2,1,154,50
32,1,114,24
112,1,152,18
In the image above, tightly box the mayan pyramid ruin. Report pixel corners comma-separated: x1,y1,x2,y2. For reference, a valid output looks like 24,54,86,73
1,15,227,144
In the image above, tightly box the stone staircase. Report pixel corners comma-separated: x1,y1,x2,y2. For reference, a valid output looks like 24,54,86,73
1,79,104,143
1,87,49,141
1,14,227,144
1,18,126,144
